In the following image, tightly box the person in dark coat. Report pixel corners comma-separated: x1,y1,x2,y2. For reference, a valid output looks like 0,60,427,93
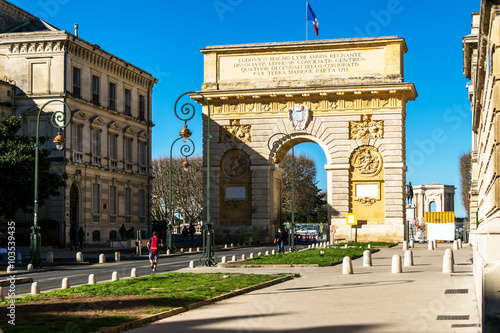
69,225,77,251
189,223,195,241
78,227,85,250
274,227,286,254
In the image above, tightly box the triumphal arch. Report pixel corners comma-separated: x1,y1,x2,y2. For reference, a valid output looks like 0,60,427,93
194,37,417,243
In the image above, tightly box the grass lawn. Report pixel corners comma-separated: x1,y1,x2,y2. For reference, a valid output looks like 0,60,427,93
243,247,379,267
0,272,289,333
332,241,397,248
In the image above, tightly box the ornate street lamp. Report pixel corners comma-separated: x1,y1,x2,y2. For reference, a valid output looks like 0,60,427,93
31,100,72,268
268,132,297,252
166,93,197,253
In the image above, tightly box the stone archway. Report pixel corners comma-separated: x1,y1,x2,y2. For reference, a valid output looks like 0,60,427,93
195,37,417,243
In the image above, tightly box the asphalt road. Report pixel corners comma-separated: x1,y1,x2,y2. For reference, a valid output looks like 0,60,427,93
7,244,285,296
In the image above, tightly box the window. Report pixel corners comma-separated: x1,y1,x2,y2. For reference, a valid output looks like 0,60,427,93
92,75,100,105
72,124,82,151
109,134,117,160
139,189,145,217
124,89,131,116
92,230,100,242
92,183,100,214
138,141,147,165
72,67,81,98
124,138,133,163
125,188,131,216
109,186,117,215
91,129,101,156
109,82,116,110
139,95,145,121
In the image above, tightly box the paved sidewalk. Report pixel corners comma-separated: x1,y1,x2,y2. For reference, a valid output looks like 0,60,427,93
127,243,480,333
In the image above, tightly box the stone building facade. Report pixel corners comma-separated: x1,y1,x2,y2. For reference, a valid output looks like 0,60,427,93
195,37,416,244
0,0,157,246
463,1,500,330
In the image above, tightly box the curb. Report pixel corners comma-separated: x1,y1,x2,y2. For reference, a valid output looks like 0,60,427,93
98,273,298,333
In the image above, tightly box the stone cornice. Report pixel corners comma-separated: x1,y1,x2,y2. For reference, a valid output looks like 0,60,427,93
1,31,157,89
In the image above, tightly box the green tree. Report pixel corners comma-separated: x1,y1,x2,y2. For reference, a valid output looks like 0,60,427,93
280,154,322,222
0,115,66,220
459,151,472,219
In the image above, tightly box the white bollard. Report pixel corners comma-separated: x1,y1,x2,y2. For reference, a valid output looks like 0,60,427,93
271,249,276,255
221,256,227,263
344,244,348,249
363,250,372,267
189,261,195,268
99,253,106,263
445,248,455,265
241,254,246,261
231,255,236,262
409,240,414,248
230,243,234,248
27,264,33,271
166,249,171,255
88,274,96,285
31,281,40,295
225,244,228,249
433,240,437,248
189,248,192,253
342,256,353,275
0,287,4,301
443,250,454,273
250,253,254,258
112,271,119,281
392,254,403,273
428,241,434,250
115,252,120,262
404,250,414,266
46,251,54,264
453,240,459,250
403,241,408,251
458,239,462,248
76,252,83,263
6,265,14,273
131,268,138,278
180,248,184,253
197,247,200,252
257,252,262,256
265,251,269,255
367,244,372,249
61,277,70,289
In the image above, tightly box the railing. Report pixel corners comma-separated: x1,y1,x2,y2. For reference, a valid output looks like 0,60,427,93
125,162,133,172
92,155,102,166
72,151,83,163
109,215,117,224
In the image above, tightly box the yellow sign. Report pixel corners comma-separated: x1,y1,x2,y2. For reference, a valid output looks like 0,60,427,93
346,213,357,225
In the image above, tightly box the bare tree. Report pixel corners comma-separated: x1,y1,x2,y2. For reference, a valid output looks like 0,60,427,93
459,152,472,219
280,154,321,217
151,156,203,224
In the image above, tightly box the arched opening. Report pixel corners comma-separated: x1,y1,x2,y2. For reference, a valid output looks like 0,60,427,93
271,137,329,244
429,201,437,212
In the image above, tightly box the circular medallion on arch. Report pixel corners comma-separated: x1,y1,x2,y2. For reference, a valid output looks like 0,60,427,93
351,145,383,177
221,149,250,179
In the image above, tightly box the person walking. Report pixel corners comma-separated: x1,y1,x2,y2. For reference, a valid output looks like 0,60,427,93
69,225,77,251
77,227,85,250
147,231,162,272
274,227,285,254
181,226,189,242
189,223,195,242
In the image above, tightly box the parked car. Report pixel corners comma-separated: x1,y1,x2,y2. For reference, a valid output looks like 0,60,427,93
296,225,319,237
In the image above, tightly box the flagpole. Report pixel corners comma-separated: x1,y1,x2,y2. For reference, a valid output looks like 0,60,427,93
306,1,308,40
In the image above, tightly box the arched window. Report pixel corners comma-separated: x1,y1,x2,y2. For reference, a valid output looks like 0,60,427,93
92,230,100,242
429,201,437,212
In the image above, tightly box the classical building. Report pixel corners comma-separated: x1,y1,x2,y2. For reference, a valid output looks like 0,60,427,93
463,1,500,330
412,183,455,223
195,37,417,244
0,0,157,246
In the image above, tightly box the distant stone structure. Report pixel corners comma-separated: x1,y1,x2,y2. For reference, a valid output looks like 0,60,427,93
195,37,417,243
412,183,455,223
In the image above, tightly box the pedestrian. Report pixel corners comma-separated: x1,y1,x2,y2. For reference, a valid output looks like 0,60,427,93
182,226,189,242
69,225,77,251
274,227,285,254
147,231,162,272
119,224,126,240
189,223,195,242
77,227,85,250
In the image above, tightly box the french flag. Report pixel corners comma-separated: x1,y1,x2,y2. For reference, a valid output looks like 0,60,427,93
307,2,319,36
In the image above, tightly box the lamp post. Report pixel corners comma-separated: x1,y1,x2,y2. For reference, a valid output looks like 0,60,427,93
268,132,297,252
31,99,72,268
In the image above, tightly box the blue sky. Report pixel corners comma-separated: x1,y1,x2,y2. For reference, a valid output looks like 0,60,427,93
10,0,479,217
